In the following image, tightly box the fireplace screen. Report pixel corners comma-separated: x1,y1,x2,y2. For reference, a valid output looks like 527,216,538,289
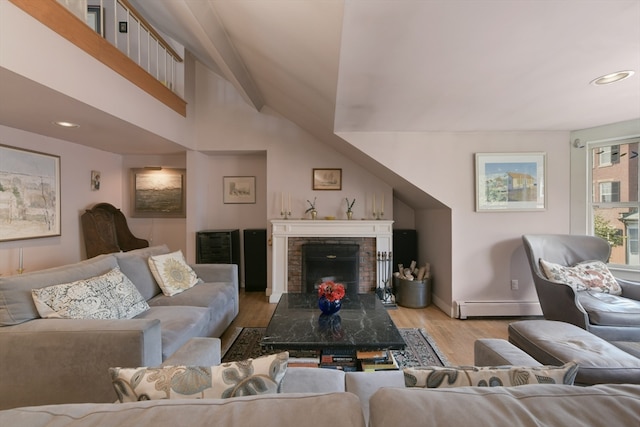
302,243,360,296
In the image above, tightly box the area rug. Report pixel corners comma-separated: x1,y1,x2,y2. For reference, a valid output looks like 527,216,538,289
221,327,449,367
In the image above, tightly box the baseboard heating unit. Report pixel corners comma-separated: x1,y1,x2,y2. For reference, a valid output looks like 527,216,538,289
456,301,542,319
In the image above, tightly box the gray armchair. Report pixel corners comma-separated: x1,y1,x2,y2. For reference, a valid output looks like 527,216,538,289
522,234,640,341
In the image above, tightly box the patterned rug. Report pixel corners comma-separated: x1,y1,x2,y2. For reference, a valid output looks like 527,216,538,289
221,327,449,367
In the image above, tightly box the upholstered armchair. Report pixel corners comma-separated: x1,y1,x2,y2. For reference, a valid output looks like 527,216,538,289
81,203,149,258
522,234,640,342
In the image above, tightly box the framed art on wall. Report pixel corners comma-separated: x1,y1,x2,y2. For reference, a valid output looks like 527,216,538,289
0,144,61,241
130,168,186,218
312,168,342,190
475,152,546,212
223,176,256,204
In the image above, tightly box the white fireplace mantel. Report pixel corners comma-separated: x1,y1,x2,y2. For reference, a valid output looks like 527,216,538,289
269,219,394,303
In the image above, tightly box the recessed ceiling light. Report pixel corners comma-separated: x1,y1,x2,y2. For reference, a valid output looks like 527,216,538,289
52,121,80,128
590,70,635,86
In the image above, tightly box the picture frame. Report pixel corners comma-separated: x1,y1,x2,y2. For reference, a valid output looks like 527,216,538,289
312,168,342,190
130,168,186,218
91,170,101,191
86,6,104,37
223,176,256,204
0,144,61,241
475,152,546,212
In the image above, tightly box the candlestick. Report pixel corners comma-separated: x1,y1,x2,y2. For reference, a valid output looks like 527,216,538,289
281,192,284,213
381,193,384,215
373,194,376,214
288,193,291,212
18,248,23,274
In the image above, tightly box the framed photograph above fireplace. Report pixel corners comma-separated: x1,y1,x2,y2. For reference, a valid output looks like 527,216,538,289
475,152,546,212
313,168,342,190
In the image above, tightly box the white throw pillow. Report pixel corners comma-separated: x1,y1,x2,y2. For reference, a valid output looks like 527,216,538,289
539,259,622,295
31,267,149,319
148,250,200,296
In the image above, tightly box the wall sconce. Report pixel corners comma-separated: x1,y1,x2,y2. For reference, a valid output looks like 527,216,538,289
144,166,163,170
573,139,585,149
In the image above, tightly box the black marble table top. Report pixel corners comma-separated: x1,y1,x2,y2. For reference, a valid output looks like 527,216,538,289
261,293,405,351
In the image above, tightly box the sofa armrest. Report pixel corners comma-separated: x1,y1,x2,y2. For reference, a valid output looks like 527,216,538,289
0,318,162,409
162,337,221,366
617,278,640,301
190,263,239,286
474,339,543,366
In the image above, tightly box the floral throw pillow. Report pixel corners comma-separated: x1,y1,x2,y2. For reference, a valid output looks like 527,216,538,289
148,250,201,296
403,362,578,388
31,267,149,319
539,259,622,295
110,352,289,402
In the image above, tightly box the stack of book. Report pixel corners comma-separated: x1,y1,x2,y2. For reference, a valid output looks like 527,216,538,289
356,349,399,372
319,348,358,371
288,349,320,368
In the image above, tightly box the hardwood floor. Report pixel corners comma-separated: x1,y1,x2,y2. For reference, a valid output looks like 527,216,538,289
222,291,530,366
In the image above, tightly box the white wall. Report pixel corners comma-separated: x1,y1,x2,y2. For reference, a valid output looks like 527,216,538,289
342,131,571,316
0,125,122,275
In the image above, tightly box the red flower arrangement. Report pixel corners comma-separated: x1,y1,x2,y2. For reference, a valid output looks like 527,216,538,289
318,281,345,302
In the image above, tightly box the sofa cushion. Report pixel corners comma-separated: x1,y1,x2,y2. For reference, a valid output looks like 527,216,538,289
148,250,200,296
110,352,289,402
114,245,170,301
368,384,640,427
31,267,149,319
134,306,211,359
0,393,366,427
403,362,578,388
539,259,622,295
0,254,118,326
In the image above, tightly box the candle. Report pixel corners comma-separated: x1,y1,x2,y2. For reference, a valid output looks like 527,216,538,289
19,248,23,271
373,194,376,214
281,192,284,212
381,193,384,215
288,193,291,212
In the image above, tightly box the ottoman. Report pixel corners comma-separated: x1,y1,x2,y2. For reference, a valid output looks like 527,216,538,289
508,320,640,385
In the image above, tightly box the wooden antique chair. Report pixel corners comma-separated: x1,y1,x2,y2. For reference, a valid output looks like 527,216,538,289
81,203,149,258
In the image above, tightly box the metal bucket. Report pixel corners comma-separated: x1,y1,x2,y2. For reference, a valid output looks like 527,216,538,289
393,277,431,308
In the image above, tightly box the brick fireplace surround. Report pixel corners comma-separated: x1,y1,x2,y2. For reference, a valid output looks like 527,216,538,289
269,220,393,303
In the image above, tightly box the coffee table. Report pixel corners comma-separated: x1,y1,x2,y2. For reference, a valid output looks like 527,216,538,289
261,293,405,353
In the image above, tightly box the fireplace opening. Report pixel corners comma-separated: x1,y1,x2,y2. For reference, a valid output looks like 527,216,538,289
302,243,360,296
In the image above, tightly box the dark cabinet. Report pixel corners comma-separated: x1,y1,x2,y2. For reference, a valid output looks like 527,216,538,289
244,229,267,292
393,229,417,270
196,230,241,277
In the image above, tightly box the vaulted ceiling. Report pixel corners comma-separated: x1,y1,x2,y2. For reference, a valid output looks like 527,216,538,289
133,0,640,140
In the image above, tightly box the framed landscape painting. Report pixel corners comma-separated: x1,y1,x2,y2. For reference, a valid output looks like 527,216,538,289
131,168,186,218
0,144,61,241
313,168,342,190
223,176,256,204
475,152,546,212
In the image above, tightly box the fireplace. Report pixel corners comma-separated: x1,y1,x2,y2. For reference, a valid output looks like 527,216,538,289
302,243,359,296
269,219,393,303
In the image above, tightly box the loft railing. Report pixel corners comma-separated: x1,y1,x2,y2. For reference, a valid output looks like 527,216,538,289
85,0,183,92
10,0,186,116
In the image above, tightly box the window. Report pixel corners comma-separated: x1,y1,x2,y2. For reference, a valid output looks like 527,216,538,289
590,139,640,266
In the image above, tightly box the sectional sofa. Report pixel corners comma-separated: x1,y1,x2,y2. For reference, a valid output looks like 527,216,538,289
1,338,639,426
0,245,239,410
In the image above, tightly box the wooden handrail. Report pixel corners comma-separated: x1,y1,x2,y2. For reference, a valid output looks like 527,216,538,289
9,0,186,116
118,0,183,63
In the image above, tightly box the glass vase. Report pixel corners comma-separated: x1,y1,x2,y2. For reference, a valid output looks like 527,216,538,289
318,296,342,315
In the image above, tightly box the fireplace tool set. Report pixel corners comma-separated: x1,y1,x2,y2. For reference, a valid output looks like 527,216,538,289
376,251,394,306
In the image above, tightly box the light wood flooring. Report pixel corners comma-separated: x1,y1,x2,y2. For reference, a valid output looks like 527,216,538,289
221,291,529,366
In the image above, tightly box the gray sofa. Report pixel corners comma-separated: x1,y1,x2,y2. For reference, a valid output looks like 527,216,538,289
1,338,639,426
0,245,239,410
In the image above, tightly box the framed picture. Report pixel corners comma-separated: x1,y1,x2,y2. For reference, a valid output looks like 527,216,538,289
223,176,256,204
86,6,104,37
91,170,101,191
313,168,342,190
475,152,546,212
130,168,186,218
0,144,61,241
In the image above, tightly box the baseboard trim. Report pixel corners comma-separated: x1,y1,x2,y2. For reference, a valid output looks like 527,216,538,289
456,301,542,319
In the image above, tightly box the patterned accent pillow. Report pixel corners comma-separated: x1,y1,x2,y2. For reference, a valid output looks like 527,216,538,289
539,259,622,295
148,250,201,296
110,352,289,402
403,362,578,388
31,267,149,319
